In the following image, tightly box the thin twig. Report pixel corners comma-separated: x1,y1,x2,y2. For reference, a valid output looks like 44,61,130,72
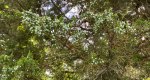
50,0,69,19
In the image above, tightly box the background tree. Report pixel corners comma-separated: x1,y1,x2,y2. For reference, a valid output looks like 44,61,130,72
0,0,150,80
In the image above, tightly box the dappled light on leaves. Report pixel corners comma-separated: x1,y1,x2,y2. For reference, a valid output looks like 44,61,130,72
0,0,150,80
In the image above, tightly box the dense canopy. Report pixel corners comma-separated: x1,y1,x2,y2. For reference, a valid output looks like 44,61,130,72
0,0,150,80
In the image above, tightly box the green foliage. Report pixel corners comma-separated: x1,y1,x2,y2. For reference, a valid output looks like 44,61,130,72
0,0,150,80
